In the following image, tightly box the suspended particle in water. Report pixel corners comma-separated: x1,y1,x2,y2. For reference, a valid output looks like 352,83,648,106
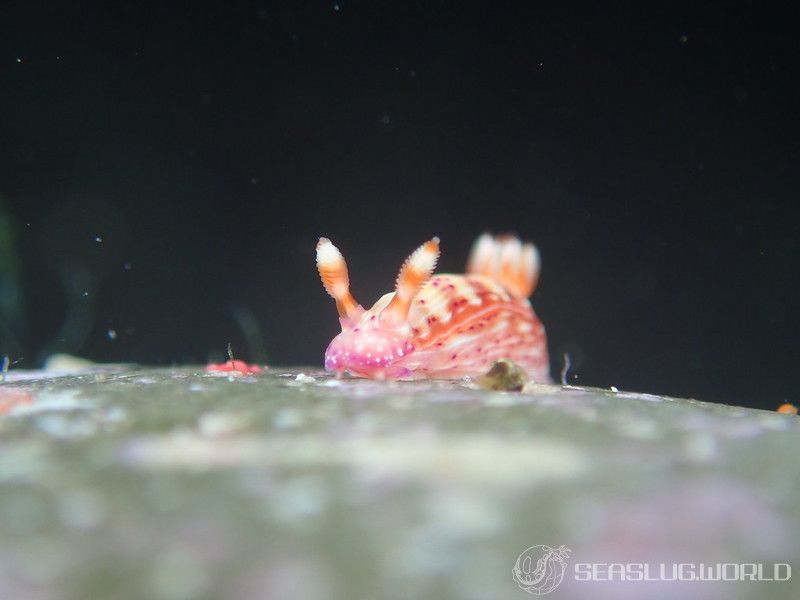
94,236,103,243
107,329,117,340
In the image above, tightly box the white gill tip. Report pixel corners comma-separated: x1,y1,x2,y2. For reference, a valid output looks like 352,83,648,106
476,232,493,247
484,234,501,269
526,242,540,266
500,236,522,264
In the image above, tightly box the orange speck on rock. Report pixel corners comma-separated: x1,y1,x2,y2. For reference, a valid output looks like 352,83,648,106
205,360,263,375
0,389,34,414
777,403,798,415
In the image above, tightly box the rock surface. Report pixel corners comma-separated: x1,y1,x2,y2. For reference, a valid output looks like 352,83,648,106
0,367,797,599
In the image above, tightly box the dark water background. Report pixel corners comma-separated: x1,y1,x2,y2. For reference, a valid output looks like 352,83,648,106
1,2,797,409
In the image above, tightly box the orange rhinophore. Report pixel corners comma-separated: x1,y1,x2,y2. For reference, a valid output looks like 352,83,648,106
777,403,798,415
316,237,363,320
316,234,550,381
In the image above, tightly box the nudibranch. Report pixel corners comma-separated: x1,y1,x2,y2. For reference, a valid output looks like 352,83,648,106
316,234,550,381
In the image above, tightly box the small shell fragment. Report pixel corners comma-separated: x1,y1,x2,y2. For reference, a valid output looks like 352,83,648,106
476,359,528,391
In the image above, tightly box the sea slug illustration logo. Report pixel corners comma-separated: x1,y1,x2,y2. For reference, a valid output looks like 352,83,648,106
513,545,572,595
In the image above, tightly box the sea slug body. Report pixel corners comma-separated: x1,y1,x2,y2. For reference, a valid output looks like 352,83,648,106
316,234,550,381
